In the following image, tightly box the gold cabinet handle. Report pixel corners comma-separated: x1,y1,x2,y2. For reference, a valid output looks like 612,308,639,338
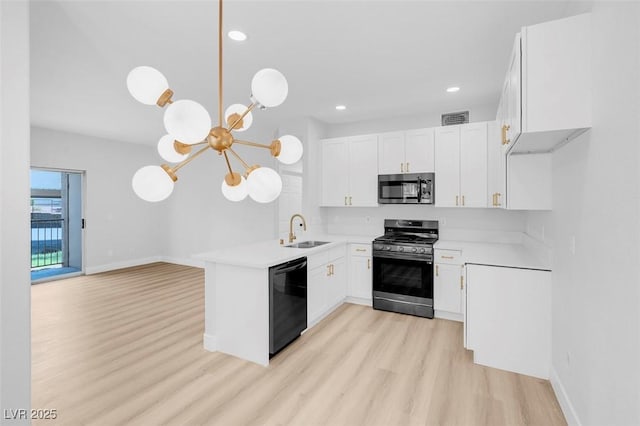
367,259,371,269
462,195,465,206
435,264,439,277
460,275,464,290
326,264,331,276
496,193,502,207
400,163,404,173
349,196,352,206
331,264,335,275
440,255,454,259
456,195,459,206
492,193,496,206
501,124,511,145
344,196,347,206
406,162,410,172
355,248,366,252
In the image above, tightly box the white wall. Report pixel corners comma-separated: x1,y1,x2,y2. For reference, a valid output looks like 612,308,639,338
0,0,31,420
325,103,497,138
31,127,168,273
526,4,640,425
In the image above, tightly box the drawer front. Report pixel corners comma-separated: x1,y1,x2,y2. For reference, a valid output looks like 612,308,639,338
434,249,462,265
307,251,329,270
328,244,347,262
349,243,372,257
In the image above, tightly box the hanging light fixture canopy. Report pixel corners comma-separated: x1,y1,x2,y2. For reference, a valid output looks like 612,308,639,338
128,0,303,203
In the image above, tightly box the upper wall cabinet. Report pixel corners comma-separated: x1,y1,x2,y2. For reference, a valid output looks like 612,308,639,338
501,13,592,154
378,129,435,174
435,122,488,208
321,135,378,207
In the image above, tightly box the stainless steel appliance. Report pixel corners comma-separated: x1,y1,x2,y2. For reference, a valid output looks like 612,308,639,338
372,219,438,318
378,173,435,204
269,257,307,356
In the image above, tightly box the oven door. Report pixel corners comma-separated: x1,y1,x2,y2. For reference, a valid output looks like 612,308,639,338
372,253,433,300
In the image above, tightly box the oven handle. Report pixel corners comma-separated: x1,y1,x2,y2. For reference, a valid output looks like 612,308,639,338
373,253,433,263
417,176,423,203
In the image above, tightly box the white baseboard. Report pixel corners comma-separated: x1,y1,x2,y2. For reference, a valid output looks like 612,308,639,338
203,333,217,352
345,296,372,306
435,310,463,322
85,256,163,275
550,367,582,426
160,256,205,269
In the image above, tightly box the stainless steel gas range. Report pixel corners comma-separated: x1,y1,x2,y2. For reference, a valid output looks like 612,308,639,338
372,219,438,319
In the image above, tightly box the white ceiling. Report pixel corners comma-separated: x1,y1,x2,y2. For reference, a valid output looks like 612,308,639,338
30,0,587,146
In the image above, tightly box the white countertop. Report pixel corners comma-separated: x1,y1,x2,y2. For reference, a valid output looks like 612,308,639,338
435,240,551,271
195,234,377,269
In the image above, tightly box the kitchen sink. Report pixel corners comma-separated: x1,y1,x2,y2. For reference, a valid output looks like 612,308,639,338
285,240,331,249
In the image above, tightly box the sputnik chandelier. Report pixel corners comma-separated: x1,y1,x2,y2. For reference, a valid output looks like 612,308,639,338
127,0,302,203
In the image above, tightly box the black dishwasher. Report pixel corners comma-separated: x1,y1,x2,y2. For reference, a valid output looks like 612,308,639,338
269,257,307,357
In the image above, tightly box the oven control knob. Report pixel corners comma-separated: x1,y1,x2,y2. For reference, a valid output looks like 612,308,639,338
384,246,391,251
397,247,404,252
412,248,417,253
418,248,425,253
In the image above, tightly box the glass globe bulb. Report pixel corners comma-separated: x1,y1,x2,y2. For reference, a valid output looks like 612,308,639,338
157,134,189,163
126,66,169,105
221,176,248,202
224,104,253,132
251,68,288,108
246,167,282,203
276,135,303,164
131,165,175,202
163,100,212,144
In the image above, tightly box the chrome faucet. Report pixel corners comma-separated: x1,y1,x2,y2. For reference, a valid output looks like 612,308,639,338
289,213,307,243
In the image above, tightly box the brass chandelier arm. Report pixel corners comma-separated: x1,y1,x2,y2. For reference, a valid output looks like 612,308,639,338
228,103,256,131
233,139,271,149
189,140,210,146
227,147,251,170
172,145,211,172
218,0,224,126
222,150,234,176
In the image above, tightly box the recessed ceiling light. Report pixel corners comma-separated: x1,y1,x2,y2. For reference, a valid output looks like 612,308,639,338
446,87,460,93
335,105,347,111
228,30,247,41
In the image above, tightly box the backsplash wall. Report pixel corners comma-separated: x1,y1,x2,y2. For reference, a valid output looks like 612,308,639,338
325,205,526,238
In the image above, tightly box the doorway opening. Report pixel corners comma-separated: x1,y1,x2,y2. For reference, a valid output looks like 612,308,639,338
31,168,84,283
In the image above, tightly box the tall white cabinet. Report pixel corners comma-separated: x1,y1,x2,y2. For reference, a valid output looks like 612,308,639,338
434,122,488,208
321,135,378,207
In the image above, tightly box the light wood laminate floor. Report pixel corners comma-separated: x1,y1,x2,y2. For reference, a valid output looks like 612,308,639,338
32,262,566,426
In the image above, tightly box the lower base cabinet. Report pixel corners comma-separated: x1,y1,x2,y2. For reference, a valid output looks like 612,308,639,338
307,245,346,326
347,244,372,303
465,264,551,379
434,249,463,321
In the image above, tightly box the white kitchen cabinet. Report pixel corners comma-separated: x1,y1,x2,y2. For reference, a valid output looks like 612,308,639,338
321,135,378,207
307,245,347,327
500,13,591,154
378,128,434,174
487,121,506,208
465,264,551,379
347,243,372,303
434,123,488,208
434,249,463,321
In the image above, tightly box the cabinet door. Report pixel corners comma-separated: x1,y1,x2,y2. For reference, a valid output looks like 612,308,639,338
487,121,506,208
405,128,435,173
434,126,460,207
348,255,372,300
460,122,488,208
507,153,552,210
328,257,347,308
434,263,462,314
348,135,379,207
308,265,328,325
378,132,406,174
506,34,521,146
321,139,349,206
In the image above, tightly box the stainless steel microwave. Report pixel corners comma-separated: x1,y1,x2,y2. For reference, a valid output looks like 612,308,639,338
378,173,435,204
